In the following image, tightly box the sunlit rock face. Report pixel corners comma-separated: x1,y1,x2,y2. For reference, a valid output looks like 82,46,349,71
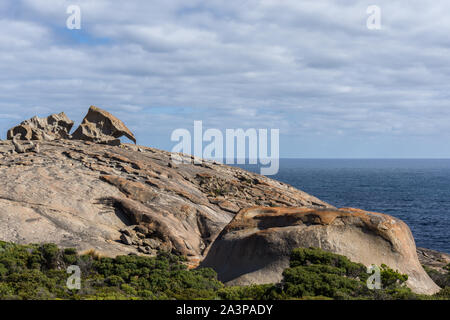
201,206,440,295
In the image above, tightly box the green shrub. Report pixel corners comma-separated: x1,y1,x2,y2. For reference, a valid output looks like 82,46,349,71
217,284,279,300
380,264,408,288
435,286,450,299
279,247,414,300
0,242,447,300
105,275,125,286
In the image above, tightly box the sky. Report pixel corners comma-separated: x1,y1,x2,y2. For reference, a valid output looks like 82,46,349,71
1,0,450,158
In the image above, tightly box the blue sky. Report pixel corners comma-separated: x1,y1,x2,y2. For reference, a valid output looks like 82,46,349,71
1,0,450,158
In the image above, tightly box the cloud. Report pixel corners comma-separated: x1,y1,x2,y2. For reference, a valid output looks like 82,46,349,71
0,0,449,157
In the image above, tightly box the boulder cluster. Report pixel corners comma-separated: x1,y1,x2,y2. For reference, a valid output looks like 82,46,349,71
119,225,171,255
7,112,74,141
6,105,136,147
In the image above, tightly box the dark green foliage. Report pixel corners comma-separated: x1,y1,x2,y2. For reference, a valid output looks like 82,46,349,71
217,284,282,300
379,263,408,288
279,247,418,300
0,241,222,300
434,286,450,299
422,264,450,299
0,241,69,299
423,265,450,288
0,241,448,300
41,243,61,269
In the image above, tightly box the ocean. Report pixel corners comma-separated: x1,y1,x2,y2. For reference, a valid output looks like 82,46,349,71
236,159,450,253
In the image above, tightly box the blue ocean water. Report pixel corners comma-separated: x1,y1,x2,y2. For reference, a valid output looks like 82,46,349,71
236,159,450,253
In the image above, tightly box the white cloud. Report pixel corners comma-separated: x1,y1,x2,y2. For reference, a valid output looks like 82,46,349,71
0,0,449,156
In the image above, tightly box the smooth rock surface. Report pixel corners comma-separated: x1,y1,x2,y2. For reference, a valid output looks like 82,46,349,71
201,206,440,295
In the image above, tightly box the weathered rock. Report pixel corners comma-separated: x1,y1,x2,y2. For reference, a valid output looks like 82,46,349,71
143,238,160,249
12,136,27,153
120,228,136,238
10,137,40,154
201,206,440,295
0,139,327,261
136,232,146,239
218,200,240,213
120,234,133,245
71,106,136,145
138,246,155,255
417,247,450,273
32,142,40,153
7,112,74,141
134,225,149,234
1,113,441,296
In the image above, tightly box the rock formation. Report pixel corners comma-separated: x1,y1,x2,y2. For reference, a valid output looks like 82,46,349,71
200,206,440,295
0,107,443,295
417,247,450,274
0,136,328,263
11,136,39,154
7,106,135,146
7,112,74,141
71,106,136,145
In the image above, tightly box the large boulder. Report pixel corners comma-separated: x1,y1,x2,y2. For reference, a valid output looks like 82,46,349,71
71,106,136,145
7,112,74,141
201,206,440,295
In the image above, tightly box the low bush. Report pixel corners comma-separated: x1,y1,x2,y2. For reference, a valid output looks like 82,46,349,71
0,241,448,300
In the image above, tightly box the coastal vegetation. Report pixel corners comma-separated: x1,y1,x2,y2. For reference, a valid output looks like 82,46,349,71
0,241,447,300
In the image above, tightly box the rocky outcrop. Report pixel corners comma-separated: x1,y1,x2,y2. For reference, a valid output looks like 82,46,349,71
11,136,40,154
7,112,74,141
71,106,136,145
6,106,135,147
417,247,450,273
0,139,329,264
201,206,440,295
1,108,444,295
